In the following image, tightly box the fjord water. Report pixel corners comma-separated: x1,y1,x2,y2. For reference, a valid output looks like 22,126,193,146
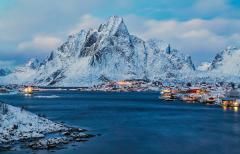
1,91,240,154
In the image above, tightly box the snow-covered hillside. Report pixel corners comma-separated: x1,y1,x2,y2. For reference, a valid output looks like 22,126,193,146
210,47,240,81
0,58,39,85
0,102,65,144
195,46,240,82
209,46,240,74
1,16,195,86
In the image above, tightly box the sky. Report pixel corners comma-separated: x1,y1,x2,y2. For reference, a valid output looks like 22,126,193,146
0,0,240,68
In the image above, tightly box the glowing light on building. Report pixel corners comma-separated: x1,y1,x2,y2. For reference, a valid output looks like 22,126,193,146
23,86,33,94
117,81,131,86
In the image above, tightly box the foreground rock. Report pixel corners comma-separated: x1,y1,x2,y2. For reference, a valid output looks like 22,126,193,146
28,131,95,150
0,101,94,151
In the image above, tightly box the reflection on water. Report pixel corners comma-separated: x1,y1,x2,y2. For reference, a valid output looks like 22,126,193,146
222,106,239,113
223,106,228,111
1,91,240,154
233,107,239,112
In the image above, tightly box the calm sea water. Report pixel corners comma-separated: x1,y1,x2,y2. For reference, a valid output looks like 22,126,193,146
1,91,240,154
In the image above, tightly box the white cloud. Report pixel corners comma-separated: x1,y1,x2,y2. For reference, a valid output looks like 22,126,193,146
124,16,240,55
120,15,240,64
0,0,240,65
68,14,103,35
16,14,103,53
1,11,240,64
17,35,63,52
9,14,240,64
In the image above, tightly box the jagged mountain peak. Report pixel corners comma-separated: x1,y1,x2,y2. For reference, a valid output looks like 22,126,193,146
52,16,130,60
98,16,128,36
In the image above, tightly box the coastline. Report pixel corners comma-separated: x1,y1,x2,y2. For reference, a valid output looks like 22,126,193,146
0,101,94,152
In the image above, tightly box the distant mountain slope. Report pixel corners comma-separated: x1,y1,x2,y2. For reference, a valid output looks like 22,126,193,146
0,59,39,85
195,46,240,82
208,47,240,75
1,16,195,86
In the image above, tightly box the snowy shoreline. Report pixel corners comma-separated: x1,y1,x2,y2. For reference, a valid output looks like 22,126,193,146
0,101,94,151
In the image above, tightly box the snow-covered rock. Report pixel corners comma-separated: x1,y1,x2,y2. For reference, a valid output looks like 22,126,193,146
0,102,66,144
1,16,195,86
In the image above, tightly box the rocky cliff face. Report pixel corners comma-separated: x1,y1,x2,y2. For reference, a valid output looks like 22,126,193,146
1,16,195,86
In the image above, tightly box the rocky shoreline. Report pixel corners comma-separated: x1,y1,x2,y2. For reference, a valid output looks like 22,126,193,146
27,127,95,150
0,102,95,152
0,127,95,151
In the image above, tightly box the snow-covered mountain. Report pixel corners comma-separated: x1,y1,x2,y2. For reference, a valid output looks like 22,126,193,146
208,46,240,73
0,58,40,85
199,46,240,82
1,16,195,86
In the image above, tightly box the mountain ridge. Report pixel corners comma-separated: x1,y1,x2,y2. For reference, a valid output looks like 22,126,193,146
0,16,197,86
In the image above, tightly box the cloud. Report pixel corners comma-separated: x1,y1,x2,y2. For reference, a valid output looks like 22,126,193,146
16,14,103,53
68,14,103,35
123,15,240,63
0,0,240,65
14,14,240,64
17,35,63,52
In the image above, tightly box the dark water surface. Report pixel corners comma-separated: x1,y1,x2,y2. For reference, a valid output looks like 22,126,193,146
1,91,240,154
